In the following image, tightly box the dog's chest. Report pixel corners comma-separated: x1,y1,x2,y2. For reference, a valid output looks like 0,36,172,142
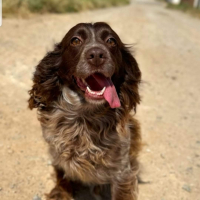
44,121,123,183
41,108,130,183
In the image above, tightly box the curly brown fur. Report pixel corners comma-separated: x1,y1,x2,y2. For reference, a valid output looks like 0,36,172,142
29,22,142,200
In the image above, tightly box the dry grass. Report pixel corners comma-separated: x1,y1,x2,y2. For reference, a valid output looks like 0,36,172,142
3,0,130,17
167,1,200,18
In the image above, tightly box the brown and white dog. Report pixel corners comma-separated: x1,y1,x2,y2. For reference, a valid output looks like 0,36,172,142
28,22,142,200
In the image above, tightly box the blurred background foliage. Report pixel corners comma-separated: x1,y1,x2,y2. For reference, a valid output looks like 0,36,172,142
2,0,130,17
167,1,200,17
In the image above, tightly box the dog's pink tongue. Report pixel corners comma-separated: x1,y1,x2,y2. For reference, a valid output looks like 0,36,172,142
92,74,121,108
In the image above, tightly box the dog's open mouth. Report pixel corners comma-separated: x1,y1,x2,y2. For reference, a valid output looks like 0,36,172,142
74,73,121,108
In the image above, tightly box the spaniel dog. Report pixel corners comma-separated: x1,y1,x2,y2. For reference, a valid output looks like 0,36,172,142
28,22,142,200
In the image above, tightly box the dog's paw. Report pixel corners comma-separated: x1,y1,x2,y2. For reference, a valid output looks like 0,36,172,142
46,187,73,200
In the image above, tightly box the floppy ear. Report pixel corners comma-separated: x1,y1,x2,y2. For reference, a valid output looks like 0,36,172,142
28,43,63,110
120,47,141,112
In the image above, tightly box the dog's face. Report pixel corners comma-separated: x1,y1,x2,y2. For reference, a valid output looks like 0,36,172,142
60,23,125,108
29,22,141,111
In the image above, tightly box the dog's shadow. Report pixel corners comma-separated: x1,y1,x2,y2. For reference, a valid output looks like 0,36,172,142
71,176,150,199
72,182,111,200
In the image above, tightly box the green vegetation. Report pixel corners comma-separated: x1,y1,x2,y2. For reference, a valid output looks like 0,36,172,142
3,0,130,17
167,1,200,18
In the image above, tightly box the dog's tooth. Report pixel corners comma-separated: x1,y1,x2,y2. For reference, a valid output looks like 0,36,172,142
101,87,106,94
87,86,106,96
96,87,106,96
97,87,106,95
87,86,90,93
87,86,94,94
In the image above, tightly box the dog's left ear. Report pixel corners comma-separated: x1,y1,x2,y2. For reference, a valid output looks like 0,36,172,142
120,47,141,112
28,43,63,110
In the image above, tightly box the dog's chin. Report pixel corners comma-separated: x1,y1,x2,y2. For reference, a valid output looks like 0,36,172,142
85,96,106,106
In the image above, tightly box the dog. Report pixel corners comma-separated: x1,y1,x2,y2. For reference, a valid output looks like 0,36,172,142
28,22,142,200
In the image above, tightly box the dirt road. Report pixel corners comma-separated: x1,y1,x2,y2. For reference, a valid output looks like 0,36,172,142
0,0,200,199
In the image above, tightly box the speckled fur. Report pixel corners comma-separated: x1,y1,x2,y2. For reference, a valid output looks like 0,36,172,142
29,22,142,200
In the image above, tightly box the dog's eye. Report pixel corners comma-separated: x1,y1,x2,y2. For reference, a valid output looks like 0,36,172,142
106,38,117,47
71,37,82,46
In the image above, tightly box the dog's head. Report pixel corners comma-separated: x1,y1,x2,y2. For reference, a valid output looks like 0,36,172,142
28,22,141,111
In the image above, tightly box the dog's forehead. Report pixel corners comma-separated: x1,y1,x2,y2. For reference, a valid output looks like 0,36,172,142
68,22,114,38
61,22,121,49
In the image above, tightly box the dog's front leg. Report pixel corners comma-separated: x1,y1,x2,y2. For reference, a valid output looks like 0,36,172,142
46,167,73,200
111,170,138,200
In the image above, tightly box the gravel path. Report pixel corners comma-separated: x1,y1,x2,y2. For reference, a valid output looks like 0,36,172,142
0,0,200,199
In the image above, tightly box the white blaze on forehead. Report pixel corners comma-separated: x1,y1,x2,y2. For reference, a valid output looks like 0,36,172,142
89,28,99,48
91,28,96,44
79,27,109,57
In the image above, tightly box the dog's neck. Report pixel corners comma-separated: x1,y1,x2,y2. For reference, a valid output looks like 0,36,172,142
61,86,118,117
39,87,121,146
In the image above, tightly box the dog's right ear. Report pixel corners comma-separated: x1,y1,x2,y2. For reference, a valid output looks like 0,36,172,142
28,43,63,110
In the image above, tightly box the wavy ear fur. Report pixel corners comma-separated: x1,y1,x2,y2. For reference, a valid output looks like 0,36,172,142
28,43,63,110
120,47,141,113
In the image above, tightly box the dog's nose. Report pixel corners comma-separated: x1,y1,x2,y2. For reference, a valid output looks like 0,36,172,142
86,47,106,66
